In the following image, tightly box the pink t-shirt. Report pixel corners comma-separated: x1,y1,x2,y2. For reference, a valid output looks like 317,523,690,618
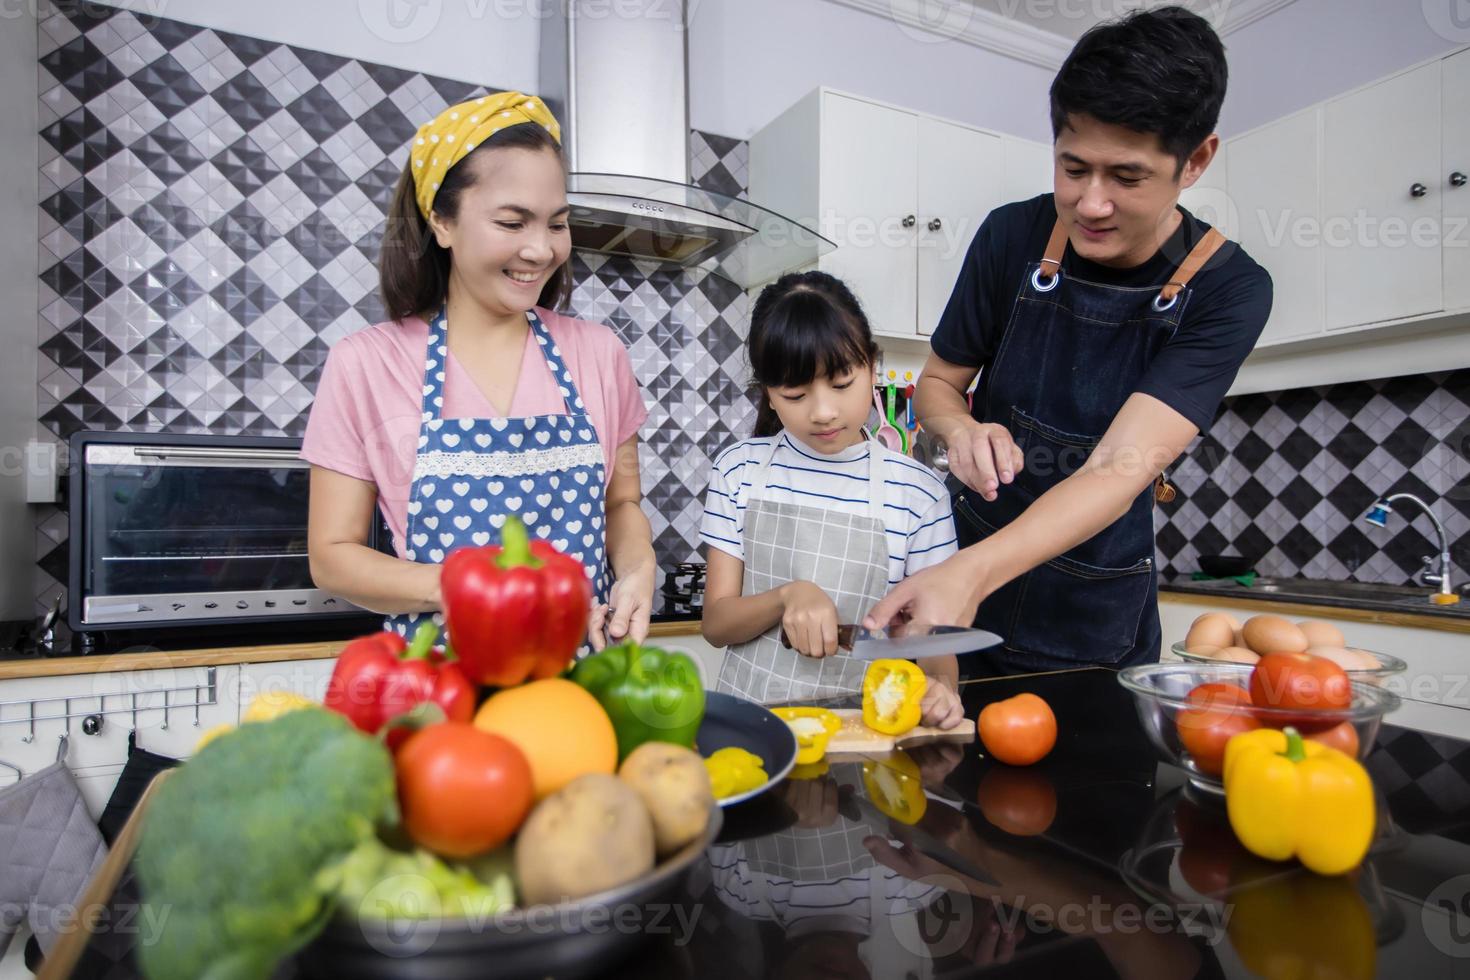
301,307,649,557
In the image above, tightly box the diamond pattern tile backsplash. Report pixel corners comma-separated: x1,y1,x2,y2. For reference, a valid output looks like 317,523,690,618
29,3,752,616
26,5,1468,621
1155,371,1470,586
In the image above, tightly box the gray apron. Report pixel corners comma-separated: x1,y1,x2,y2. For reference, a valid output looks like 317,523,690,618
715,436,890,703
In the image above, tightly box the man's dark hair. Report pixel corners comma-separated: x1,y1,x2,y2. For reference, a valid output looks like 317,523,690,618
1049,5,1227,176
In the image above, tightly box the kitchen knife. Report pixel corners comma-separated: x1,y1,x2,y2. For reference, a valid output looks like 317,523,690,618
848,791,1001,886
779,623,1003,659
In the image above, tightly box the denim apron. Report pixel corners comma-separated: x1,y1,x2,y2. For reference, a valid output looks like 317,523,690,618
955,216,1227,673
385,307,608,640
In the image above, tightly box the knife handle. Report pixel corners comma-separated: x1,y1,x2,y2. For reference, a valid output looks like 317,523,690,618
779,624,858,651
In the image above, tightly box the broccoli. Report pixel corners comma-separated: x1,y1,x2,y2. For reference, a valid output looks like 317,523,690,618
136,707,397,980
326,836,516,921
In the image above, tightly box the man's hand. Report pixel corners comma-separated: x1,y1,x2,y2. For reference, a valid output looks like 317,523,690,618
944,417,1024,503
863,556,985,631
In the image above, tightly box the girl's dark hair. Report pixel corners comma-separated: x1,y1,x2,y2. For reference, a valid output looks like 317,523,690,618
379,122,574,322
1049,5,1227,176
747,271,879,438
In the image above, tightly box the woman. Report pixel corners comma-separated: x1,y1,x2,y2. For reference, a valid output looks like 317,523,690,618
303,92,655,649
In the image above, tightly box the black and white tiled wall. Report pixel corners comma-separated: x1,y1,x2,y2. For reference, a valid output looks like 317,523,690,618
1156,370,1470,587
30,3,752,615
28,4,1467,619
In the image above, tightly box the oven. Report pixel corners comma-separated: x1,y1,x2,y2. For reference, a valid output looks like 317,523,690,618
67,431,387,633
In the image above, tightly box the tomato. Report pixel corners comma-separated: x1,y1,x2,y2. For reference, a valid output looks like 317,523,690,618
976,766,1057,836
1249,652,1351,733
1176,682,1260,776
395,722,535,858
978,693,1057,766
1173,796,1242,896
1185,682,1251,711
1306,721,1361,758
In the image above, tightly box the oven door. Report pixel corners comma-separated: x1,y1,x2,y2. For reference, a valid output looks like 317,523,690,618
68,433,376,630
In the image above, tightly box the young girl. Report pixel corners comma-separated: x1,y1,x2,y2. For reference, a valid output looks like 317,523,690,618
303,92,655,650
700,272,964,726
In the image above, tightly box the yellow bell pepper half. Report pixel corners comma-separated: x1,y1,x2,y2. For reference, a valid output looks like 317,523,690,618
705,746,768,800
772,707,842,765
1223,726,1374,876
863,751,927,824
862,660,926,736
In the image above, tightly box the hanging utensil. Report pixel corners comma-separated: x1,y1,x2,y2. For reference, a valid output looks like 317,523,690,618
871,390,903,451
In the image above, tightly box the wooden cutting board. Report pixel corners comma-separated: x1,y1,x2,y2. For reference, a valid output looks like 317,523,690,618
824,708,976,757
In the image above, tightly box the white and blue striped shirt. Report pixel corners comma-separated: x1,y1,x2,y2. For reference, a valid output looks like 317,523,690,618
699,433,958,586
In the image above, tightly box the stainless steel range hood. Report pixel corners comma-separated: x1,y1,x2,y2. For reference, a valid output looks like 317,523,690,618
538,1,832,288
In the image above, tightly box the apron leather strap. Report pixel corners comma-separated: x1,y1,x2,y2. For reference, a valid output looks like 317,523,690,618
1038,220,1070,278
1158,226,1227,301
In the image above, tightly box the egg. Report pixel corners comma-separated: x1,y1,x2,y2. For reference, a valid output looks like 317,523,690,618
1306,646,1380,671
1216,645,1261,665
1185,613,1238,653
1241,615,1309,655
1298,620,1347,648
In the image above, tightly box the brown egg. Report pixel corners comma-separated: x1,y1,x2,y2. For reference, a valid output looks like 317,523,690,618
1307,646,1380,671
1298,620,1347,648
1216,645,1261,665
1241,615,1309,655
1185,613,1238,653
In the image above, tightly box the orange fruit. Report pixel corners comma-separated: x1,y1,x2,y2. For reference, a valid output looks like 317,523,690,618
473,679,617,800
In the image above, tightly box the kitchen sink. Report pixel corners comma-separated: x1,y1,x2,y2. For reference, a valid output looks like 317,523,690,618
1175,576,1467,614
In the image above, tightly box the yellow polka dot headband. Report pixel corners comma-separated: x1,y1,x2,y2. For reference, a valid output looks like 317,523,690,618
410,92,562,221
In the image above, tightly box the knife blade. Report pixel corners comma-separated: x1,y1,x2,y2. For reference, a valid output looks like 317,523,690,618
778,623,1003,660
850,792,1000,886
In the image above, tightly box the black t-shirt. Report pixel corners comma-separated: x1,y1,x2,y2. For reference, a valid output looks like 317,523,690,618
930,194,1273,431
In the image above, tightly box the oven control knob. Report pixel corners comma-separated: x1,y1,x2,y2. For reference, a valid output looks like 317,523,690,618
236,600,248,610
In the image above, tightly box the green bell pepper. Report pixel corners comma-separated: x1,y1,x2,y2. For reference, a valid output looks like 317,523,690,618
570,642,706,761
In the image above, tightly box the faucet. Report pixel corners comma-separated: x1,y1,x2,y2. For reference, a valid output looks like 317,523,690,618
1363,493,1458,601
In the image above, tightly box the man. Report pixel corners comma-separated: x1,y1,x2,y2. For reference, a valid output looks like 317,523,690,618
864,6,1271,674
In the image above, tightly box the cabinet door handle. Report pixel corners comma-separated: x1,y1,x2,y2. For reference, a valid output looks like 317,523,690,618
1452,172,1467,188
1410,182,1428,198
927,218,942,231
901,214,916,228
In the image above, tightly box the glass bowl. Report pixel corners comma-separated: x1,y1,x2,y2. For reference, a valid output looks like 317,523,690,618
1117,662,1401,794
1169,642,1407,685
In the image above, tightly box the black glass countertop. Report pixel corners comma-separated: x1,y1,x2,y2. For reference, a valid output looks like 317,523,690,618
61,668,1470,978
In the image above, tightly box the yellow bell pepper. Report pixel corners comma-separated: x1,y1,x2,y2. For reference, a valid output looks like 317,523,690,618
862,660,926,736
863,751,927,824
789,760,830,780
242,690,315,723
772,707,842,765
1223,726,1374,876
705,746,767,799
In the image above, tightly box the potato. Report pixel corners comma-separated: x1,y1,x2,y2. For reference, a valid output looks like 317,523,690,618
618,742,713,857
514,773,655,907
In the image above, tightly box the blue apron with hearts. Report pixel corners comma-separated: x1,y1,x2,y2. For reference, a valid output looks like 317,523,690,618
386,307,608,640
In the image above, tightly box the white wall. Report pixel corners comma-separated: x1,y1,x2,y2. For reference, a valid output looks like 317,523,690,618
688,0,1057,142
1,10,40,620
102,0,540,89
1218,0,1462,138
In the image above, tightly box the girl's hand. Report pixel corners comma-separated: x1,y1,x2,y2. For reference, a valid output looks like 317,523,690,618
600,561,655,649
919,677,965,730
779,581,840,658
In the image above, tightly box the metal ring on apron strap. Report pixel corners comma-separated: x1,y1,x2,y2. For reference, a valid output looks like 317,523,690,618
1030,267,1061,293
1151,291,1179,312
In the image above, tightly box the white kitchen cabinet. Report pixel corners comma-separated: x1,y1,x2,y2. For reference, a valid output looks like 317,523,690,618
1443,48,1470,313
1322,61,1443,331
751,89,1014,340
816,92,918,337
1227,109,1324,346
916,119,1005,336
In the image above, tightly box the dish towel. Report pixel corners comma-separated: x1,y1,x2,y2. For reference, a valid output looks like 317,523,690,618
0,756,109,958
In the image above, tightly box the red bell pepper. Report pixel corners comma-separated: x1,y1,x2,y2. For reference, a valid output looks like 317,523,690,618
323,621,476,748
440,515,592,687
